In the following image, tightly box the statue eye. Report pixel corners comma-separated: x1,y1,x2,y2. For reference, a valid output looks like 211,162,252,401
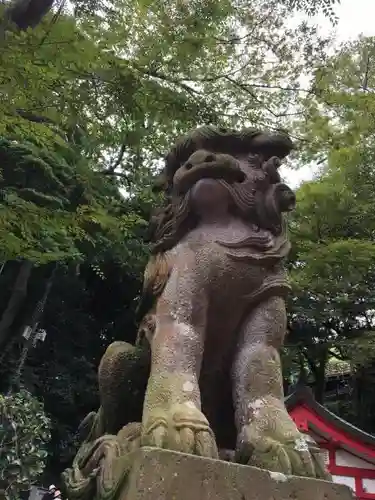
248,154,261,169
185,162,193,170
204,154,215,162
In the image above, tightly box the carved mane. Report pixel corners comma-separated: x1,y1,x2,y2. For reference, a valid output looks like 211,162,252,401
135,126,294,332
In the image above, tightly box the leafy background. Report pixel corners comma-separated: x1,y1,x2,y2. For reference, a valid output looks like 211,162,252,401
2,0,375,495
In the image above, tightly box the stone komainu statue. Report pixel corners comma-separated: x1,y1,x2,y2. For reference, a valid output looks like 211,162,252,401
63,126,330,499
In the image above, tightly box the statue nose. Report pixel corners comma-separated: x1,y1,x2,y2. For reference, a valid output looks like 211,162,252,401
204,154,216,162
185,153,216,170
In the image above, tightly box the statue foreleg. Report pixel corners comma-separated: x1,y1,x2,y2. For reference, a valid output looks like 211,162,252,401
232,296,330,479
141,260,218,458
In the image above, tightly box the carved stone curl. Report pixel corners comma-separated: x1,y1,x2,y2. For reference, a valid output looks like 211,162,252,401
63,126,330,500
62,422,141,499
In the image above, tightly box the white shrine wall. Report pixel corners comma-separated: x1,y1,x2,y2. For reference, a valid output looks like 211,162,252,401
335,450,375,470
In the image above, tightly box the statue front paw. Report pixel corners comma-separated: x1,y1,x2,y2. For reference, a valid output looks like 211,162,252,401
235,401,330,479
141,403,218,458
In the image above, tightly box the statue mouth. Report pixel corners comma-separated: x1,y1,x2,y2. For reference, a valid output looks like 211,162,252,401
173,150,245,195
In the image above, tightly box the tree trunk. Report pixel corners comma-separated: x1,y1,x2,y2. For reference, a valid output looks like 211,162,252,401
314,350,328,404
0,260,33,353
2,0,54,31
10,264,56,390
302,347,328,404
297,350,308,385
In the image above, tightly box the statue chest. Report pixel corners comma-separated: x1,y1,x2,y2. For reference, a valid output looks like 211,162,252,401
172,220,287,303
180,219,262,247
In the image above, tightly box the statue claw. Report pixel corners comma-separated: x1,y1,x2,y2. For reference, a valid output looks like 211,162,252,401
236,405,331,480
141,404,219,458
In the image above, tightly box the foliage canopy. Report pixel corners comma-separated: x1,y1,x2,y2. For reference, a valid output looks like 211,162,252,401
0,389,51,500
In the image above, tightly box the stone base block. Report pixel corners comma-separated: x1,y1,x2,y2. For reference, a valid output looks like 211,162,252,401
122,447,353,500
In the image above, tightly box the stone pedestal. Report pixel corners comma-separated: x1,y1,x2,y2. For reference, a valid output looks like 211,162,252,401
123,447,353,500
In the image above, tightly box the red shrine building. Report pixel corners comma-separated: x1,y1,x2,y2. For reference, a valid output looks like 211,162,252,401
286,387,375,499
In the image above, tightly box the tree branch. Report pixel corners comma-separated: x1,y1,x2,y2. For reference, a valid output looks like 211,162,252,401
224,75,290,120
102,170,132,188
15,108,55,125
107,143,126,173
302,349,319,376
362,46,371,91
327,349,348,361
132,64,204,97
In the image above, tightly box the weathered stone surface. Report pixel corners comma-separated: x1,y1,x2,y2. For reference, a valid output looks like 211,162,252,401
124,447,353,500
63,128,329,500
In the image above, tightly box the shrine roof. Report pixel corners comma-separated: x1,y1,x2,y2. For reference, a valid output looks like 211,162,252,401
286,385,375,461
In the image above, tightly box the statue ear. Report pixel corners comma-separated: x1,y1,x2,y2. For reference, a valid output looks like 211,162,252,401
152,173,168,192
249,132,294,160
